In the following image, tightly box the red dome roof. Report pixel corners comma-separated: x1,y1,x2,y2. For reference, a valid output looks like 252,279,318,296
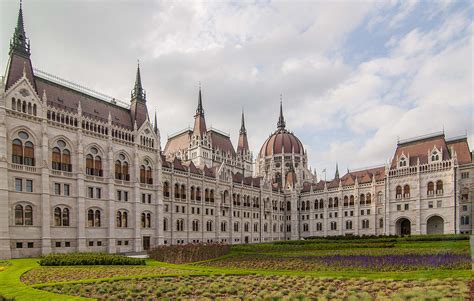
259,128,304,157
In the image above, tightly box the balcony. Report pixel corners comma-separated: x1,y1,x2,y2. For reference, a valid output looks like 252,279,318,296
51,170,74,178
9,163,37,173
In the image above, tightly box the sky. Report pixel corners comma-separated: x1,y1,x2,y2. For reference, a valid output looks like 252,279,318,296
1,0,473,179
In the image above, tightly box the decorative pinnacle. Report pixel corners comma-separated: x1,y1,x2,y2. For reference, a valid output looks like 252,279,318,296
196,84,204,116
10,0,30,56
132,60,145,101
240,108,246,135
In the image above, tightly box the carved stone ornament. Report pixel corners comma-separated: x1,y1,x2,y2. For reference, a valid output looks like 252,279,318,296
19,88,30,97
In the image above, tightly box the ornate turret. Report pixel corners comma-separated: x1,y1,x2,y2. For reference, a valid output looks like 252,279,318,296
193,86,207,137
130,62,149,128
5,1,36,91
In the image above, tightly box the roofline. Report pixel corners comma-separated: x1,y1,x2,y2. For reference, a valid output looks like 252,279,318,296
34,68,131,110
445,135,468,143
347,164,385,173
208,127,230,137
168,127,192,139
397,131,445,146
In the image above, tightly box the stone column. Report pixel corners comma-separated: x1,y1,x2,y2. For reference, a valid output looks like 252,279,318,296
0,90,11,259
40,120,52,255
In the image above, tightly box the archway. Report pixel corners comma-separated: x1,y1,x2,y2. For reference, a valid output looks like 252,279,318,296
426,215,444,235
396,218,411,236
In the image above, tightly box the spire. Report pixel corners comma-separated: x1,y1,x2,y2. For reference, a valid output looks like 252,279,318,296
196,83,204,116
154,111,158,135
335,163,340,179
131,61,145,102
193,84,207,137
277,95,286,130
237,109,249,154
10,0,30,56
240,109,246,135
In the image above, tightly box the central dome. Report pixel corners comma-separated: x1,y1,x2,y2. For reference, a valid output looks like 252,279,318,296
259,128,304,157
259,101,304,158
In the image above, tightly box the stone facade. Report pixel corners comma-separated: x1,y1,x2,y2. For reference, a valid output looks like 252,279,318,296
0,4,472,259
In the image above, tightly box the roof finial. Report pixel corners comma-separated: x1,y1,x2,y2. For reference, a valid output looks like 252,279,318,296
154,110,158,135
277,95,286,130
240,107,246,135
196,83,204,116
10,0,30,56
335,162,340,179
131,60,145,101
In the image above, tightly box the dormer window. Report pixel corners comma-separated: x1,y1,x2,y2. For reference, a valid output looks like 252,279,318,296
431,151,439,162
399,157,407,168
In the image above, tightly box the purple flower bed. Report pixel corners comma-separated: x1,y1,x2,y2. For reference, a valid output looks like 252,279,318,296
301,254,471,271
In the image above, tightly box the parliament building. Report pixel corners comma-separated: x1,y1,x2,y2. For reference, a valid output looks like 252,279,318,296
0,4,472,259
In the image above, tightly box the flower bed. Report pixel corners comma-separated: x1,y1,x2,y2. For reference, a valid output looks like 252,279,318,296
21,266,190,285
148,242,230,264
38,252,145,266
39,275,470,300
203,253,471,272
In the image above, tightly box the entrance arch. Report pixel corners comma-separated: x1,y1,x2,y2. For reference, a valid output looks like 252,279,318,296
396,218,411,236
426,215,444,235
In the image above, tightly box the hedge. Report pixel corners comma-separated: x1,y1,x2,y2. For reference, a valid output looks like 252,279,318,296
38,252,145,266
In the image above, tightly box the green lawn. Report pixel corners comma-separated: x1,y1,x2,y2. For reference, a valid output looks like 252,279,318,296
0,235,472,300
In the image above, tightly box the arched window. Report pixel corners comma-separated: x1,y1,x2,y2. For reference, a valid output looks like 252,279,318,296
431,151,439,161
15,205,24,225
334,197,338,208
205,189,209,202
196,187,201,201
244,222,249,232
54,207,70,226
190,186,195,200
366,193,371,204
192,220,199,231
362,219,369,229
141,212,151,228
328,198,333,208
263,223,268,232
87,209,94,227
233,221,239,232
174,183,180,199
12,131,35,166
115,154,129,180
210,190,214,202
345,220,353,230
330,221,337,230
254,223,258,232
181,185,186,200
379,218,384,228
436,180,443,195
95,210,101,227
52,140,72,171
176,219,184,231
427,181,434,196
140,160,153,184
116,210,128,228
396,186,402,199
349,195,354,206
319,199,324,209
359,194,365,205
343,196,349,207
24,205,32,225
141,213,146,228
221,221,227,232
206,220,213,232
163,182,170,198
399,157,407,167
163,218,168,231
86,147,102,176
303,223,309,232
403,185,410,198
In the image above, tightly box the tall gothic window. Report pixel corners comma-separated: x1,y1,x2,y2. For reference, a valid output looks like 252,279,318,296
140,159,153,184
87,209,101,227
15,204,33,226
53,207,70,226
86,147,102,176
115,154,129,181
12,131,35,166
52,140,72,171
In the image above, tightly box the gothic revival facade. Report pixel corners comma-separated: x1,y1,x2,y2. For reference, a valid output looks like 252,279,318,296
0,5,472,259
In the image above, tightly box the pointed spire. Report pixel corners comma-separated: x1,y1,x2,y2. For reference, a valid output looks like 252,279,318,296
10,0,30,56
335,162,340,179
277,95,286,130
196,83,204,116
240,108,246,135
193,84,207,137
154,111,158,135
131,60,145,101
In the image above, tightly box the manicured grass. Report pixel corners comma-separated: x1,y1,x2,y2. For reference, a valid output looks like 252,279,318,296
0,235,471,300
38,274,471,300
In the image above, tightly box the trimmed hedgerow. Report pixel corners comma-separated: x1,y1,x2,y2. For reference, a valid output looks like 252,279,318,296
148,243,230,264
38,252,145,266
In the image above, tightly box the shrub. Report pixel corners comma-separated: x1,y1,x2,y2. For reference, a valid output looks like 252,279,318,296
38,252,145,266
148,242,230,264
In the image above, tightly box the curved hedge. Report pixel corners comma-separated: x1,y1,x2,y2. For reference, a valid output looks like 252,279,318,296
38,252,145,266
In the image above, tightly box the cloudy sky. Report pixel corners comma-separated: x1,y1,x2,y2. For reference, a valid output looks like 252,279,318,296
1,0,472,178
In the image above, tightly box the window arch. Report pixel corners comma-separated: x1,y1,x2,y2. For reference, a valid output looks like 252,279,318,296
12,131,35,166
221,221,227,232
436,180,443,194
115,154,129,181
396,185,402,199
343,196,349,207
190,186,195,201
116,210,128,228
140,159,153,184
52,139,72,172
244,222,249,232
206,220,213,232
427,181,434,195
163,182,170,198
345,220,353,230
163,218,168,231
366,193,371,204
181,184,186,200
53,206,70,226
319,199,324,209
359,194,365,205
192,220,200,231
141,212,151,228
87,209,101,227
86,147,102,176
403,185,410,198
349,195,354,206
176,219,184,231
233,221,239,232
15,204,33,225
174,183,180,199
328,198,333,208
334,197,338,208
362,219,370,229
